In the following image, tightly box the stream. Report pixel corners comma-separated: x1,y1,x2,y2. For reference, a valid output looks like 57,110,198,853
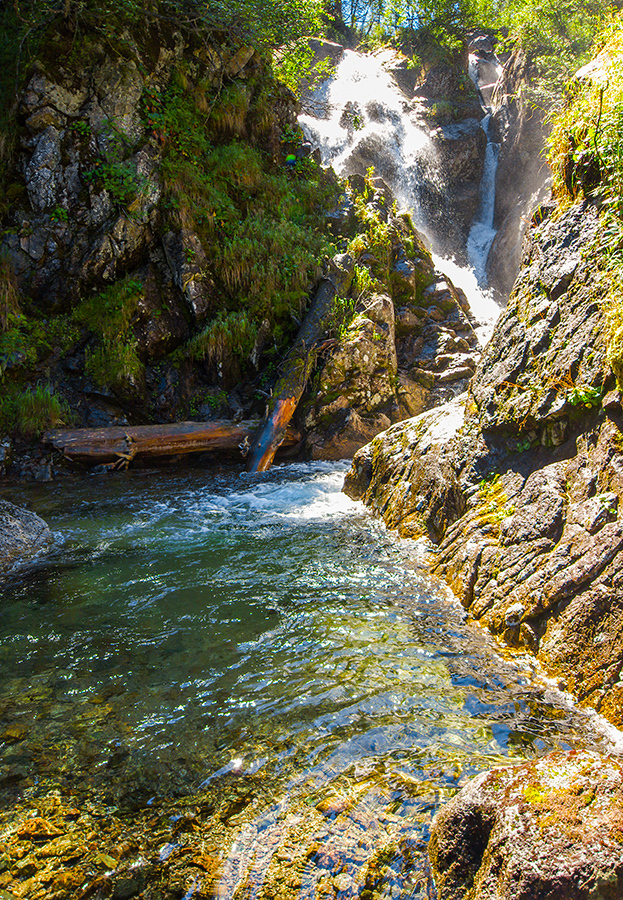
1,463,620,898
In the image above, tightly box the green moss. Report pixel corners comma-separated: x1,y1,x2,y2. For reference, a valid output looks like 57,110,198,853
475,475,516,530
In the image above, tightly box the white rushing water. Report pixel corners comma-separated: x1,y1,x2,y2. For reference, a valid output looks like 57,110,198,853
300,48,504,343
300,49,435,206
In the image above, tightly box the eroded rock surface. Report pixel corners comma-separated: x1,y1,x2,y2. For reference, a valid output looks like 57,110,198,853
344,198,623,727
487,49,552,301
0,500,51,573
429,751,623,900
301,179,483,460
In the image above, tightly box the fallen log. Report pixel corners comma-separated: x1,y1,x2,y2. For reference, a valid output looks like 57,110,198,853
246,253,354,472
45,420,301,466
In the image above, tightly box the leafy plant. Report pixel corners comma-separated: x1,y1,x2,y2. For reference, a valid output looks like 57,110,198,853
567,384,602,408
51,205,68,223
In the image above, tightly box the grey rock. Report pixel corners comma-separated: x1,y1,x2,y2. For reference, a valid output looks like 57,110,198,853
0,500,51,574
343,199,623,729
24,126,62,210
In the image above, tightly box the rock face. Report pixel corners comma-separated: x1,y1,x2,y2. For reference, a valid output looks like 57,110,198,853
0,500,51,573
487,49,552,302
302,179,483,459
429,751,623,900
344,198,623,728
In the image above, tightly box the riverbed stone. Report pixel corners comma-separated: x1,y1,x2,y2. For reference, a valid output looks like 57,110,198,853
428,750,623,900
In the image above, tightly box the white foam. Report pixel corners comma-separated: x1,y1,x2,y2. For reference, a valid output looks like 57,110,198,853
431,252,501,344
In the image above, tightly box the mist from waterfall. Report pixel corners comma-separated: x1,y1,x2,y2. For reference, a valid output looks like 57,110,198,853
300,48,503,344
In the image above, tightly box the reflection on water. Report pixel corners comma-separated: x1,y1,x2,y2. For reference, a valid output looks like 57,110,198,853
1,463,618,898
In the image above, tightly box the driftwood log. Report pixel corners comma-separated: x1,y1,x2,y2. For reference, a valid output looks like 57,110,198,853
246,253,355,472
45,420,301,466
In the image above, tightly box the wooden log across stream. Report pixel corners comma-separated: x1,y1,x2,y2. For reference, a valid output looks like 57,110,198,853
44,420,301,466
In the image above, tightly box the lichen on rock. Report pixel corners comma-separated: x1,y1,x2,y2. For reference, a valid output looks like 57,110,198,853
0,499,51,574
429,750,623,900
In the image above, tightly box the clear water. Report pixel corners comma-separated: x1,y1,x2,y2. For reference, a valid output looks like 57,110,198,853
1,463,618,898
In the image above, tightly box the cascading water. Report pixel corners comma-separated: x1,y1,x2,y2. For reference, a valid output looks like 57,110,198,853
300,48,503,343
299,50,439,218
466,114,501,284
466,53,503,287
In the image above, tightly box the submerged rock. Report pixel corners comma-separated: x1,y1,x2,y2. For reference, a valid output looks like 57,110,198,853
0,500,51,574
429,751,623,900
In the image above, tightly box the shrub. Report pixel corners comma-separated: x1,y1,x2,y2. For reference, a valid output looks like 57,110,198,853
74,278,145,391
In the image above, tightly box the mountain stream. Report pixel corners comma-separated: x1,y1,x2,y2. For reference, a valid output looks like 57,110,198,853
1,465,620,898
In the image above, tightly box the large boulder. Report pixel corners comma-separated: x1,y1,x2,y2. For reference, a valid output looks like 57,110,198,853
302,195,482,460
429,751,623,900
0,500,51,573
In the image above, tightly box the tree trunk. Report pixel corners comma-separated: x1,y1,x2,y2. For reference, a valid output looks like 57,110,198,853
246,254,354,473
45,420,301,466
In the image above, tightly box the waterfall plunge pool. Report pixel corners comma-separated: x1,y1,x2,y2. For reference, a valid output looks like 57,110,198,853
1,463,618,899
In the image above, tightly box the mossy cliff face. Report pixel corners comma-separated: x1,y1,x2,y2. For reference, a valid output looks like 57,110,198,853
0,16,490,465
300,177,482,459
0,12,341,438
344,199,623,895
345,197,623,729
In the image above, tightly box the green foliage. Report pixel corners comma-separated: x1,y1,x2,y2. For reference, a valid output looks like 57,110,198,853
331,292,357,340
491,0,615,99
347,171,393,285
0,252,20,336
74,278,144,391
476,474,516,526
567,383,603,408
85,127,143,208
51,205,69,223
547,16,623,388
154,67,339,360
0,383,69,437
275,39,336,97
187,311,257,364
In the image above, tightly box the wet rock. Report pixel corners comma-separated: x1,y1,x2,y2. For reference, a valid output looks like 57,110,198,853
344,397,467,541
162,229,214,323
342,199,623,729
0,501,51,575
16,817,63,841
487,49,552,302
303,293,398,458
429,751,623,900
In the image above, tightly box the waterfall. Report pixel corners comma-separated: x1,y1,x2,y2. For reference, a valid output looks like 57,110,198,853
300,47,503,343
466,53,503,286
299,49,440,233
466,113,501,284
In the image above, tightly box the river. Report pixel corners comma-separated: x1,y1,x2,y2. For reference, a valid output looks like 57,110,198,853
1,463,619,898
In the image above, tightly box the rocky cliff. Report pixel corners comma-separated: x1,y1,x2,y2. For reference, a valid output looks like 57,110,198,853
344,27,623,894
0,12,499,477
345,196,623,726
